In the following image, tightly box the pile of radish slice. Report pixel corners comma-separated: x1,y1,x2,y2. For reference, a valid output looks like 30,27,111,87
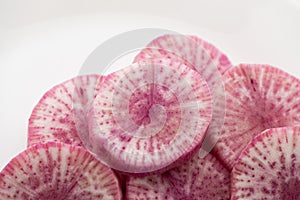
1,34,300,200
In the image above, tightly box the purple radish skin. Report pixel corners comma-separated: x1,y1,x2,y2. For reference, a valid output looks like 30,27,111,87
0,142,122,199
231,126,300,199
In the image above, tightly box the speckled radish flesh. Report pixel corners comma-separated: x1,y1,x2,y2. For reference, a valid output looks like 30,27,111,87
231,126,300,199
0,142,122,199
126,152,230,200
212,64,300,170
134,35,231,157
89,58,212,174
28,75,101,149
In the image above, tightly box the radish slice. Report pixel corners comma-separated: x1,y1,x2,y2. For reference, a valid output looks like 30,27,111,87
213,64,300,170
133,34,231,157
231,126,300,199
0,142,122,199
126,152,230,199
189,35,231,74
73,75,103,150
89,58,212,174
126,175,168,199
134,34,232,82
28,75,102,149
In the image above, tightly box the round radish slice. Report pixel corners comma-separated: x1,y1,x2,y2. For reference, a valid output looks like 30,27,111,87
0,142,122,199
72,75,103,150
126,175,169,199
89,58,212,174
133,34,231,158
213,64,300,170
231,126,300,199
134,34,232,86
126,152,230,199
28,75,102,149
189,35,231,74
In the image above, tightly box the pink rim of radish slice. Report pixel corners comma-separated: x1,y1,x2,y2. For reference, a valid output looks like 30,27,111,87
126,152,230,199
212,64,300,170
0,142,122,199
133,34,231,158
231,126,300,199
89,57,212,174
28,75,102,149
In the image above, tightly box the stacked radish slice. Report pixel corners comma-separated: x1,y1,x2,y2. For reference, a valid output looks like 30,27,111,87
28,75,102,148
1,34,300,200
2,75,122,200
89,58,212,174
212,64,300,170
231,126,300,199
0,143,122,199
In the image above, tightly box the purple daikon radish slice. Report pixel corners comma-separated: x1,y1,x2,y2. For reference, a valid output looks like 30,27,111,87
126,152,230,199
126,175,168,199
0,142,122,199
72,75,103,150
213,64,300,170
231,126,300,199
134,34,232,85
89,58,212,174
189,35,231,75
28,75,102,149
134,34,231,157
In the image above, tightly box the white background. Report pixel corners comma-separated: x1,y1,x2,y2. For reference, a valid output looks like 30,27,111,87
1,0,300,170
